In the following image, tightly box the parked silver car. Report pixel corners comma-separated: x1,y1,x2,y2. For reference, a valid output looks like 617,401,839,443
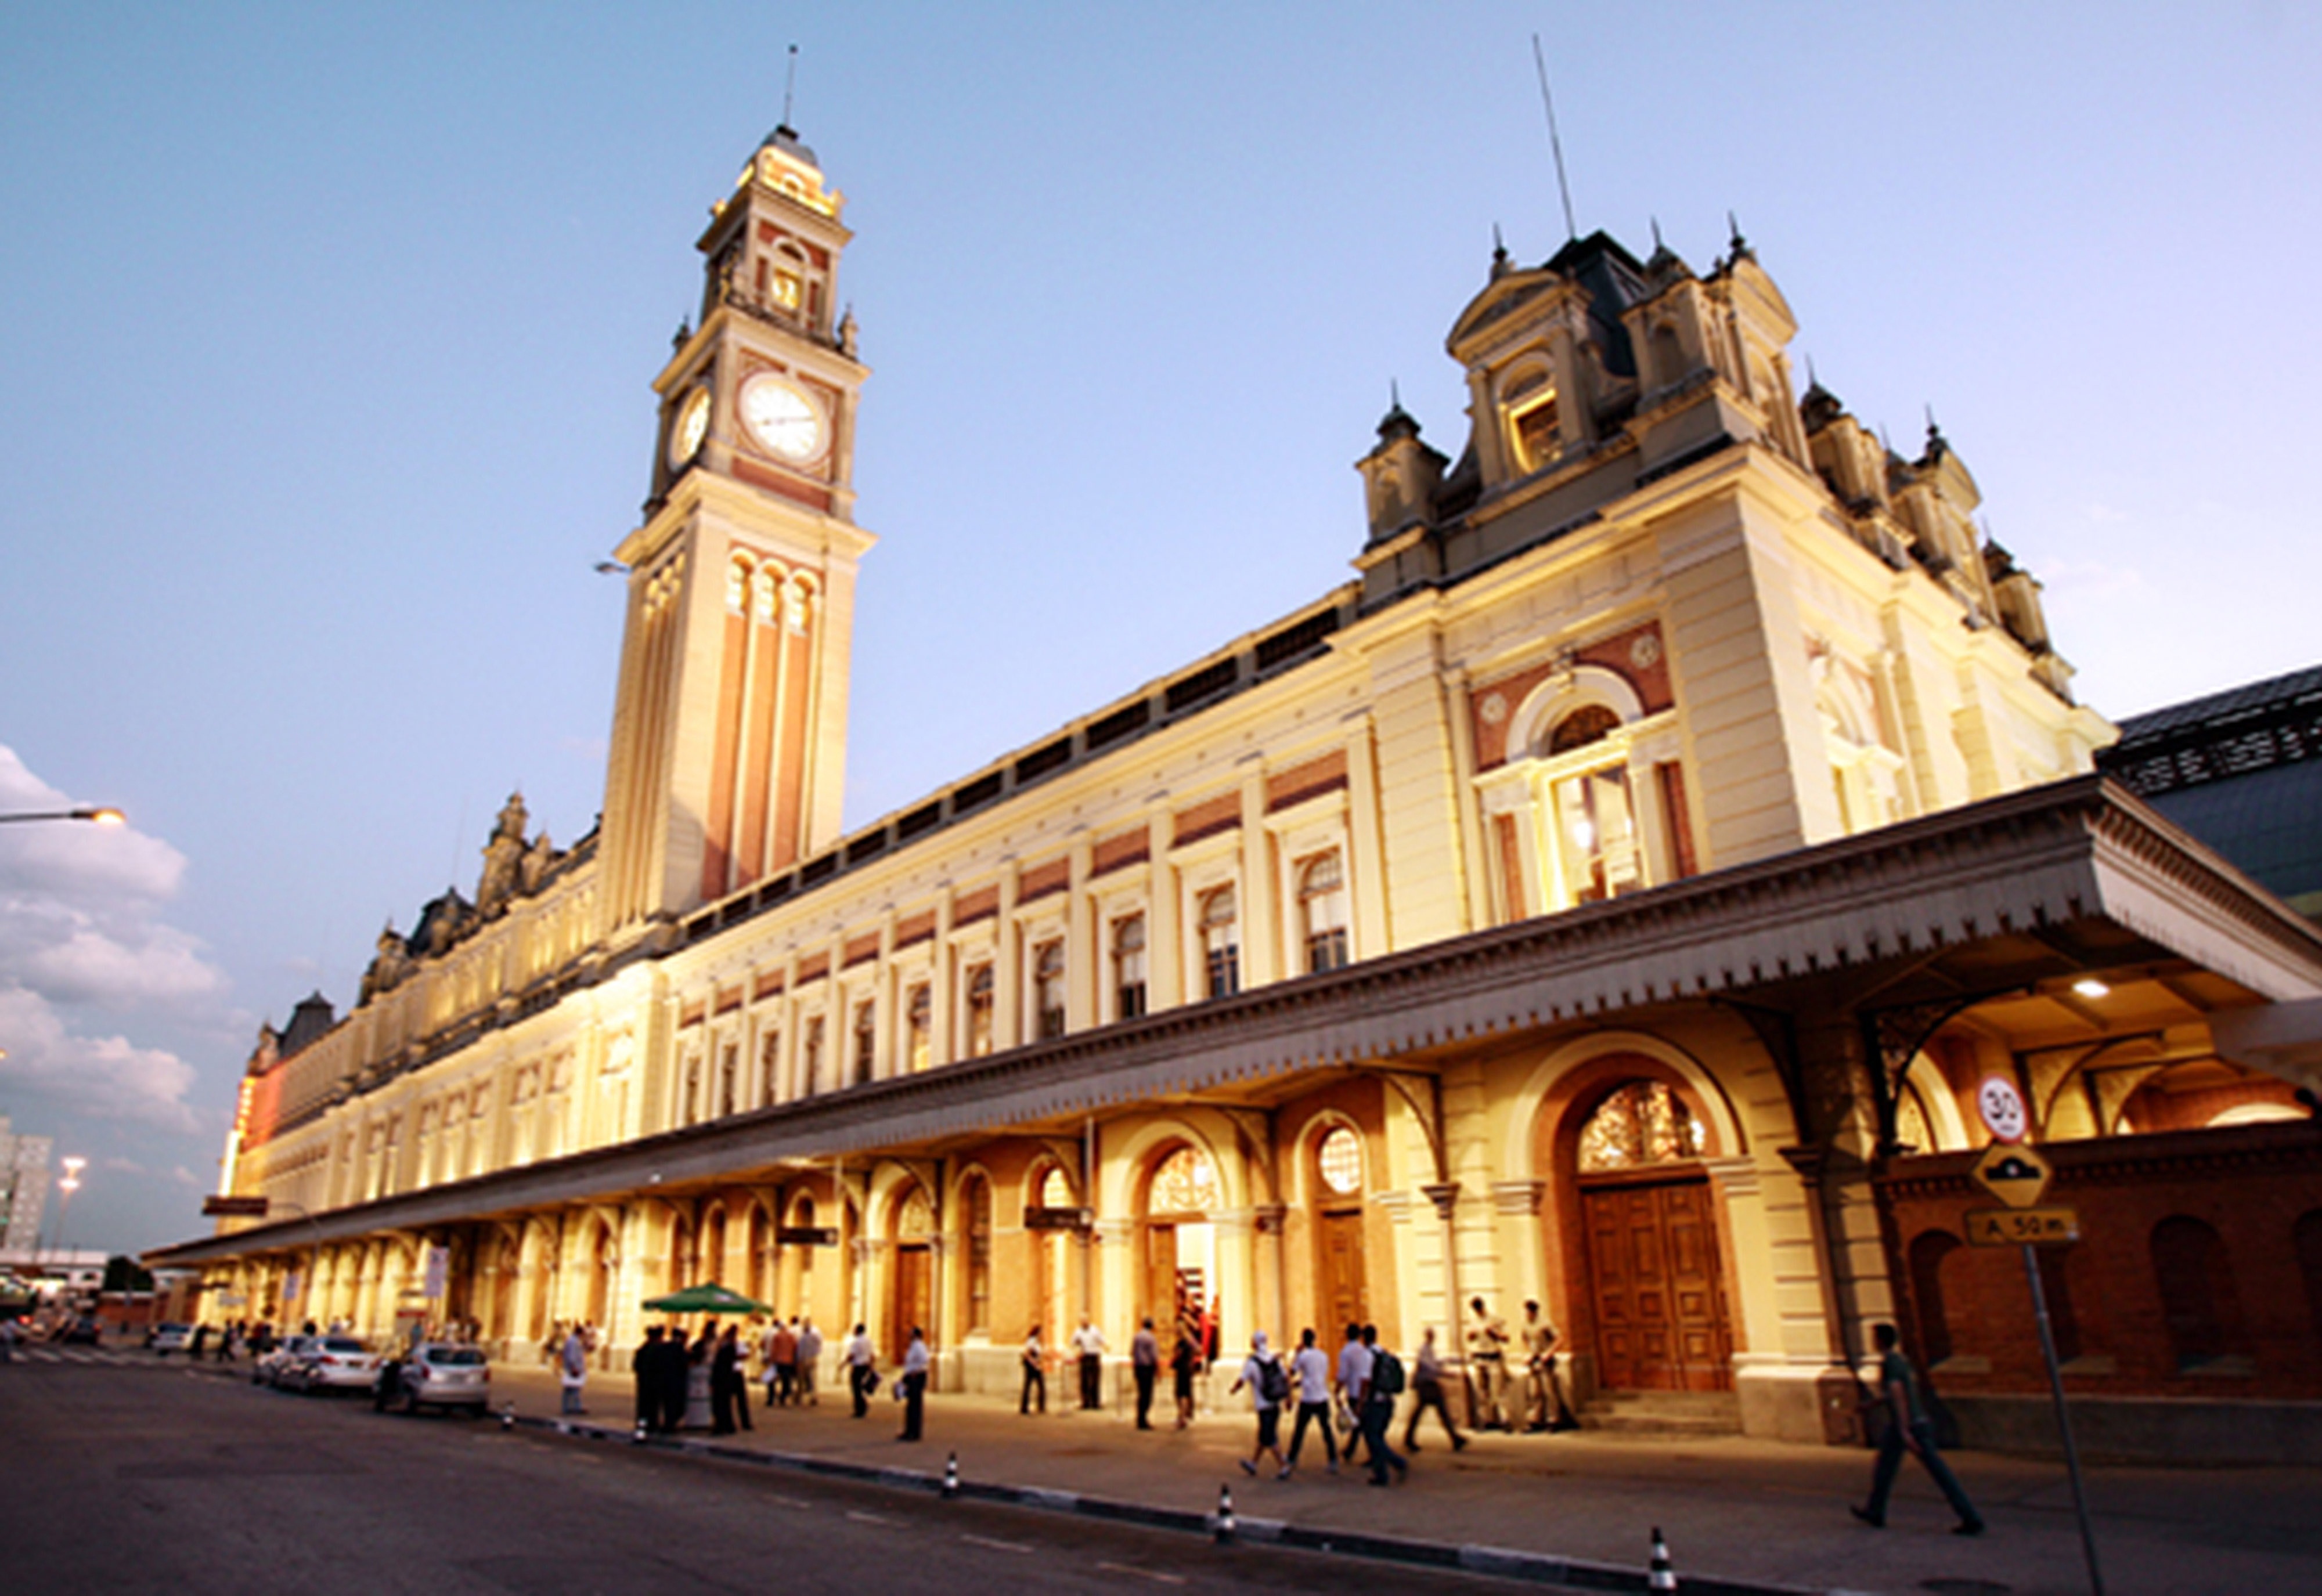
387,1342,491,1416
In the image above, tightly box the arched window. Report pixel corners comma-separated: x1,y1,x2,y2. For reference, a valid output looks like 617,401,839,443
1040,1166,1074,1209
1577,1081,1707,1173
1149,1146,1218,1214
1200,886,1239,999
1548,703,1621,755
1113,915,1148,1020
1034,941,1067,1039
906,984,932,1073
965,965,994,1057
1299,851,1350,973
852,1001,877,1086
681,1050,702,1127
1909,1230,1963,1366
759,1029,781,1107
964,1175,993,1334
1315,1126,1362,1197
2296,1210,2322,1349
2151,1216,2249,1371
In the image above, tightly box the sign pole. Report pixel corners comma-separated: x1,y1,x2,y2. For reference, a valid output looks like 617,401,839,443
2022,1243,2104,1596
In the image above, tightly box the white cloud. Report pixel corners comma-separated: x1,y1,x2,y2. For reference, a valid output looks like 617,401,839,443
0,985,201,1133
0,744,229,1135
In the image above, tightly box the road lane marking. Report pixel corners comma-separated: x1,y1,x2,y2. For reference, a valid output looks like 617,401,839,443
846,1510,893,1525
1095,1564,1185,1584
771,1495,812,1509
960,1534,1034,1554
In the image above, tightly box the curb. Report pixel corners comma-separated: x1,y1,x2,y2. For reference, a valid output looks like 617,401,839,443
506,1413,1830,1595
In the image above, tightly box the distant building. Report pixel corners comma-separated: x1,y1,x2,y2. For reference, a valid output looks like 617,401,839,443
2099,664,2322,921
0,1115,53,1254
154,121,2322,1461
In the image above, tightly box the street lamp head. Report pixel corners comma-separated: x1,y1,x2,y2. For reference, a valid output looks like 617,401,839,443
81,807,127,826
0,806,127,826
62,1156,87,1175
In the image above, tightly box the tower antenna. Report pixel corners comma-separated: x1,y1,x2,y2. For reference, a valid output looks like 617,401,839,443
1531,33,1578,243
781,43,799,130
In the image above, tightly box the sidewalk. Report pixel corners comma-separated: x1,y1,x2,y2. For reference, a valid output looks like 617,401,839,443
485,1361,2320,1595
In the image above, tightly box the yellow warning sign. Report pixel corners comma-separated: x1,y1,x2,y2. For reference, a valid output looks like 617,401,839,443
1965,1205,2081,1247
1971,1142,2053,1209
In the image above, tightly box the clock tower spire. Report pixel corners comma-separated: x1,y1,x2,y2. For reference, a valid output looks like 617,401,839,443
598,123,872,941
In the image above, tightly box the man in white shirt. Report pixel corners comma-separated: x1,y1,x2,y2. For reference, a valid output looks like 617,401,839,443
896,1326,930,1442
845,1322,875,1418
1226,1330,1290,1479
1284,1327,1339,1475
1072,1317,1106,1410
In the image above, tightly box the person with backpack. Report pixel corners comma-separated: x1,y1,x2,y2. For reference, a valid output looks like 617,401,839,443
1355,1323,1409,1486
1227,1330,1292,1480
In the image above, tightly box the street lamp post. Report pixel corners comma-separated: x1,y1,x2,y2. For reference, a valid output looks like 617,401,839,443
51,1157,86,1308
0,807,126,826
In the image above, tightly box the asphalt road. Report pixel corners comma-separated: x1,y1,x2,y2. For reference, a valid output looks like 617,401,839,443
0,1356,1538,1595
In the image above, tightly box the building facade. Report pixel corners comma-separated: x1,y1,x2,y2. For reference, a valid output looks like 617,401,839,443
156,127,2322,1456
0,1114,53,1255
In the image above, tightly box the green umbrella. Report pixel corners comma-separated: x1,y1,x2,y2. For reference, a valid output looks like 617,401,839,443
640,1283,772,1315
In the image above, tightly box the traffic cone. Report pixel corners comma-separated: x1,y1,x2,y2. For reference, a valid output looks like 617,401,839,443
500,1402,515,1432
1215,1482,1235,1544
1648,1525,1677,1592
633,1416,648,1445
943,1451,960,1499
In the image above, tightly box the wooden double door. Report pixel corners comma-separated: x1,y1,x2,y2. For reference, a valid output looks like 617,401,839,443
1581,1173,1733,1392
1315,1208,1366,1333
887,1244,931,1364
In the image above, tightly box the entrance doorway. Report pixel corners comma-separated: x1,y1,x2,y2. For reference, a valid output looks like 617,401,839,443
1573,1081,1732,1393
1142,1144,1219,1352
888,1184,933,1363
1310,1125,1366,1331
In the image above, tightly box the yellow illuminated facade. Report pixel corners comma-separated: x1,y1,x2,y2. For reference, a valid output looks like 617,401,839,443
167,128,2322,1453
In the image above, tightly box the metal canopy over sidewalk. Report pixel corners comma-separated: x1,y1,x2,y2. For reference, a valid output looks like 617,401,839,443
148,776,2322,1271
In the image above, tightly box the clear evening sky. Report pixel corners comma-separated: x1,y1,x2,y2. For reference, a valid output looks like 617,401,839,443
3,3,2316,1253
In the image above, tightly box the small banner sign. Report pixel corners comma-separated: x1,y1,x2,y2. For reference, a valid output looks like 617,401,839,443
201,1194,271,1218
1025,1205,1094,1232
1965,1205,2081,1247
777,1226,839,1247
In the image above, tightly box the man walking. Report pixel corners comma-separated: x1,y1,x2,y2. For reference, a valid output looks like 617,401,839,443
846,1322,877,1418
1465,1296,1510,1430
896,1326,930,1442
1284,1327,1339,1475
1072,1316,1106,1410
1227,1331,1291,1480
1131,1316,1160,1429
1853,1323,1984,1536
1020,1324,1047,1414
1355,1324,1409,1485
1402,1326,1466,1452
1334,1321,1371,1468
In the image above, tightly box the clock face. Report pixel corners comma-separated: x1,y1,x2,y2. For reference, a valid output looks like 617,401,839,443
737,372,827,464
669,387,711,467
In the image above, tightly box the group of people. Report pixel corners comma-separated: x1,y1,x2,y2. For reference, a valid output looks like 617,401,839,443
1196,1296,1582,1489
615,1314,831,1436
1019,1315,1208,1431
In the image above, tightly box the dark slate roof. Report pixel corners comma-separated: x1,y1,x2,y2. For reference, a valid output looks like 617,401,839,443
2139,760,2322,907
2110,662,2322,749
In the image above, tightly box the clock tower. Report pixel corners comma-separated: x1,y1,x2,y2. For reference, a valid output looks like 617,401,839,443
598,124,872,939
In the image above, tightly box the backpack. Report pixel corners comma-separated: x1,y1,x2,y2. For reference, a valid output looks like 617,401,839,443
1370,1349,1405,1397
1258,1353,1290,1405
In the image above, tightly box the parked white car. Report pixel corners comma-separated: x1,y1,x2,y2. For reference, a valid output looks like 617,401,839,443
286,1335,381,1393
